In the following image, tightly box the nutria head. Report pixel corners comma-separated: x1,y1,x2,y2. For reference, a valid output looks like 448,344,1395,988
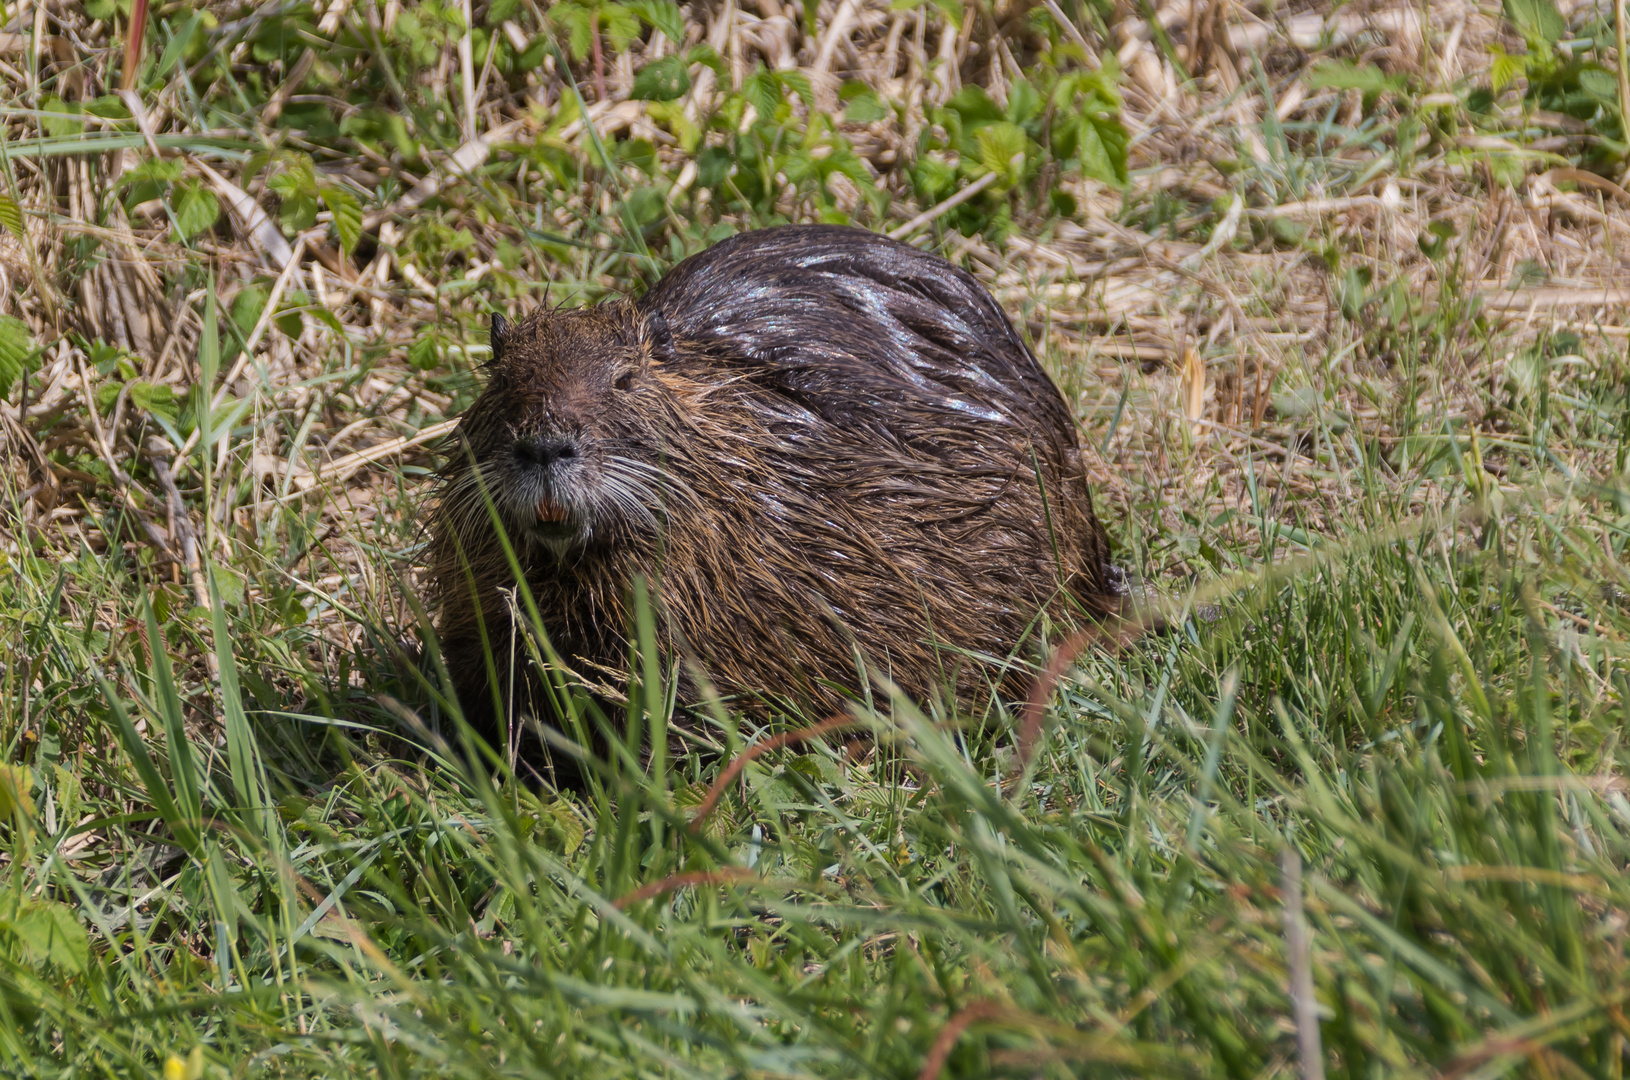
449,302,682,560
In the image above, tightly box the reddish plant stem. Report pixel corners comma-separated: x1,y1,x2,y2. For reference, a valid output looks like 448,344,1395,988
589,10,606,102
918,1000,1004,1080
120,0,149,93
687,715,860,833
612,867,759,909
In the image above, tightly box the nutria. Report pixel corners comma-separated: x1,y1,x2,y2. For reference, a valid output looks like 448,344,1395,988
427,224,1118,755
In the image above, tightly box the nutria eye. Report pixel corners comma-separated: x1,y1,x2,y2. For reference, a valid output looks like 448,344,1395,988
613,373,633,391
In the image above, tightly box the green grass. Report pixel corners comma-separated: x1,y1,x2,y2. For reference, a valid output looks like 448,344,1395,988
3,0,1630,1075
4,344,1630,1077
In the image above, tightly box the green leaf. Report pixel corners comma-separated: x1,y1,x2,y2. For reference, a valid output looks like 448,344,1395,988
0,314,36,401
741,69,780,121
976,122,1028,186
279,192,319,235
322,185,362,257
171,180,220,240
549,2,595,62
408,335,439,371
131,381,180,423
40,96,85,137
489,0,522,19
0,763,32,819
85,0,117,19
0,194,23,241
1308,59,1408,98
840,82,891,124
1488,45,1527,93
927,0,963,30
1578,67,1618,106
1075,112,1129,186
629,0,684,42
7,901,89,974
156,13,201,77
601,3,641,50
632,55,691,102
1502,0,1565,49
776,70,815,108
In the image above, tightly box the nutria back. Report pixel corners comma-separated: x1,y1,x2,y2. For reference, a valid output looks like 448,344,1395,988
427,224,1117,748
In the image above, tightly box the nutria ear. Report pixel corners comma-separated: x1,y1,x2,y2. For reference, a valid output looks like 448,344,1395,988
490,313,510,364
644,309,675,362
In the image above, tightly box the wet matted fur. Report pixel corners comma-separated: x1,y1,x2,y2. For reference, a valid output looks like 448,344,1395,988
426,224,1119,749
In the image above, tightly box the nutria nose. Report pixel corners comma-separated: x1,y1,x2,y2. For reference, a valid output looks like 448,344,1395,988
513,436,578,470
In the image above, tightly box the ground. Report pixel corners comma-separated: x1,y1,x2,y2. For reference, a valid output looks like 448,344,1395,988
1,0,1629,1075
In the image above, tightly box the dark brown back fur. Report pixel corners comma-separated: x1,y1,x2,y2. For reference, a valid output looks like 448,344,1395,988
426,225,1117,747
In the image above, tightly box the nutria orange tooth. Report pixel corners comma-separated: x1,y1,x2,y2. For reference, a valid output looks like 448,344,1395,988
536,498,567,523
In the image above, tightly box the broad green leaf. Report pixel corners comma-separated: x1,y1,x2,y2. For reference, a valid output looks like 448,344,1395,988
1578,67,1619,106
840,82,891,124
741,69,780,121
131,381,180,423
632,56,691,102
601,2,641,50
1502,0,1565,49
408,335,440,370
1309,59,1408,97
172,179,220,240
8,901,89,974
40,96,84,137
776,70,815,108
629,0,684,42
976,121,1028,185
0,194,23,241
1076,112,1129,186
0,314,36,401
279,191,319,235
322,185,362,256
1488,45,1527,93
549,3,595,62
0,763,33,818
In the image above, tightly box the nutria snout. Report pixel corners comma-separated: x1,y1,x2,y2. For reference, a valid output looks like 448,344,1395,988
427,224,1120,751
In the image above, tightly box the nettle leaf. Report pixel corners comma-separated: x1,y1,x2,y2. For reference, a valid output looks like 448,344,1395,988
1309,59,1408,98
0,314,37,401
1503,0,1566,50
40,96,85,137
131,381,180,423
777,70,815,108
408,334,440,371
1075,111,1129,186
322,185,362,256
279,192,319,235
840,81,891,124
1578,67,1618,106
601,3,641,50
171,180,220,240
632,55,691,101
1488,45,1527,93
0,194,23,241
550,3,595,62
742,69,781,121
7,901,88,974
976,122,1028,185
629,0,684,43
